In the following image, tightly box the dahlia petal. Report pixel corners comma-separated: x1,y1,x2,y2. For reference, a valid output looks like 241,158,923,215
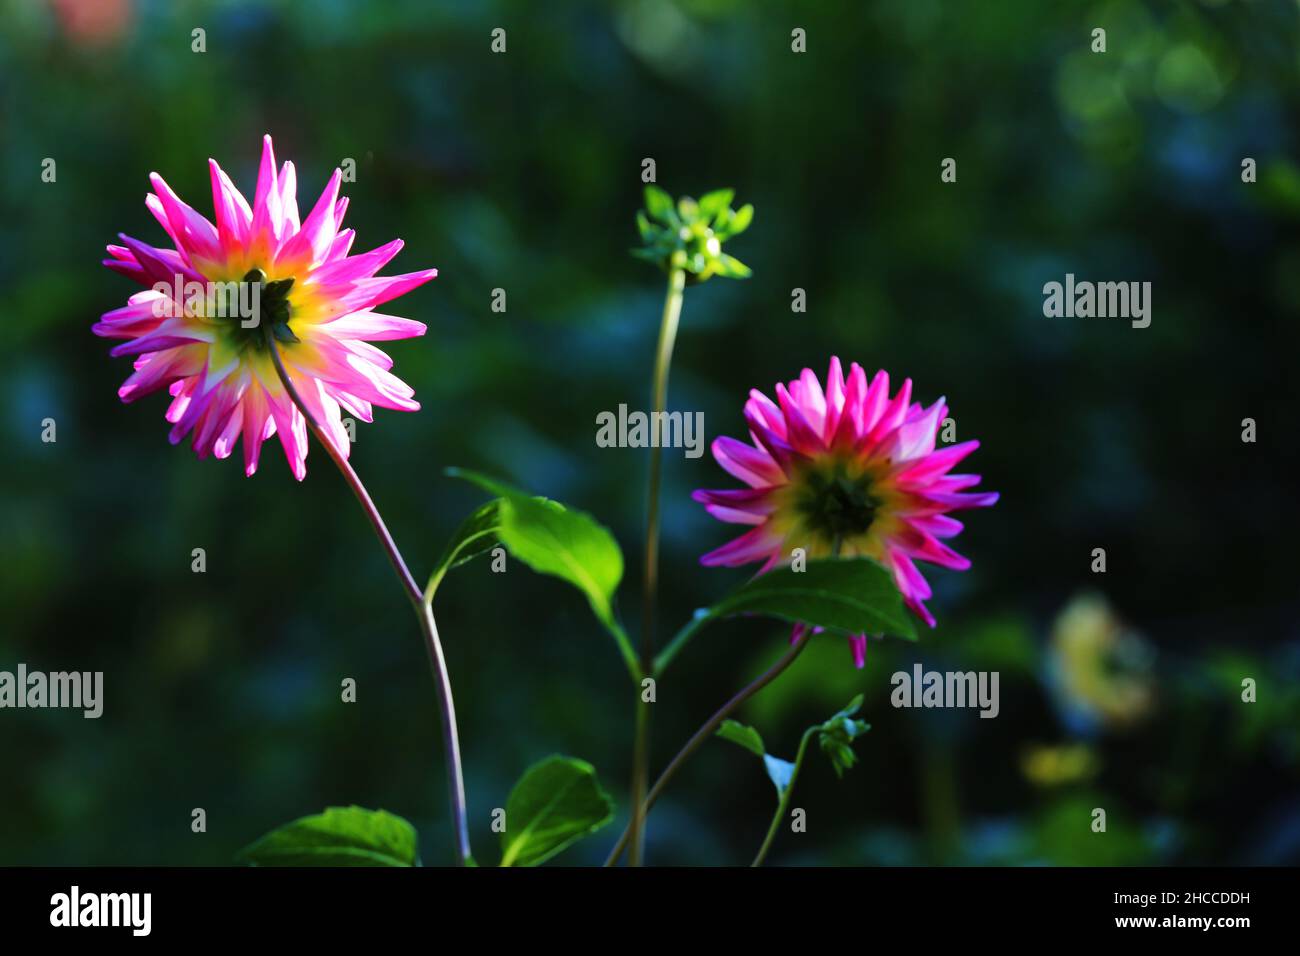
691,488,776,525
319,311,426,341
148,172,222,264
265,389,309,482
895,440,981,485
308,239,405,288
116,234,204,287
209,159,252,252
250,134,283,255
278,161,300,234
711,435,784,487
823,356,846,441
327,228,356,262
831,362,870,448
849,634,868,669
776,382,825,455
334,269,439,314
699,527,783,567
745,389,786,438
276,168,342,268
884,397,945,463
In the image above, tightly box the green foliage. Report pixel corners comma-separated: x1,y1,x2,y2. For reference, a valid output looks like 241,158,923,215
717,719,795,794
446,468,636,675
816,694,870,778
425,499,501,599
717,719,766,758
634,185,753,281
706,557,916,641
500,756,615,867
237,806,418,867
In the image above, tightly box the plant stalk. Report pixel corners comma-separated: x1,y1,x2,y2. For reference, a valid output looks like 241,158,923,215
269,342,473,866
627,264,686,866
605,626,811,866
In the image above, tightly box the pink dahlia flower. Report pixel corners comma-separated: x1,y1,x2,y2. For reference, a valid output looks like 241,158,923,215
693,357,998,666
94,135,435,479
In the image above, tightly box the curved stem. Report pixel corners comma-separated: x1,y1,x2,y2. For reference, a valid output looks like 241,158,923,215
751,727,815,867
627,264,687,866
268,343,473,865
604,628,812,866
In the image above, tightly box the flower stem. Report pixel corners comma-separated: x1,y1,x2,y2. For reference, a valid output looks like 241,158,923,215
268,343,473,866
751,727,815,867
627,264,687,866
604,627,812,866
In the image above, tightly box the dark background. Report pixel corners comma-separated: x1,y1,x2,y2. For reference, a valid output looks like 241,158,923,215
1,0,1297,866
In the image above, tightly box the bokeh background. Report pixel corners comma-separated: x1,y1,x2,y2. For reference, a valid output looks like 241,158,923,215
2,0,1297,866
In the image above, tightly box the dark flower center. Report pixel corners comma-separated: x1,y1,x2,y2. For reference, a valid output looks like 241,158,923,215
795,462,879,541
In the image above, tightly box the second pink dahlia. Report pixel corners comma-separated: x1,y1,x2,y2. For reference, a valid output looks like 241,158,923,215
693,357,998,666
94,135,435,479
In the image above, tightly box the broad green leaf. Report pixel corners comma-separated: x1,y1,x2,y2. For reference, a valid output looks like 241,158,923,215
763,754,797,794
643,185,674,222
500,756,615,867
237,806,417,867
707,557,916,641
425,499,501,598
447,468,623,631
717,718,765,757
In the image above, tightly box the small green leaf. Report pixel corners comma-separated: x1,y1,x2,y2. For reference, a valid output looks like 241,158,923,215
697,187,734,220
237,806,418,867
717,718,766,758
706,557,916,641
817,695,873,778
447,468,624,631
644,185,674,222
635,211,656,243
716,253,752,279
723,203,754,237
425,499,501,598
500,756,614,867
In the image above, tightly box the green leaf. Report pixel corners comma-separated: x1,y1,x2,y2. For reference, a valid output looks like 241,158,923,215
425,499,501,598
716,253,752,279
446,468,624,631
697,187,734,220
237,806,418,867
722,202,754,237
717,718,766,757
706,557,916,641
500,756,615,867
643,185,674,222
635,211,656,243
717,720,796,795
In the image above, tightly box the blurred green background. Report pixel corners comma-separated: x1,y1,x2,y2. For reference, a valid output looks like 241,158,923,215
1,0,1298,866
